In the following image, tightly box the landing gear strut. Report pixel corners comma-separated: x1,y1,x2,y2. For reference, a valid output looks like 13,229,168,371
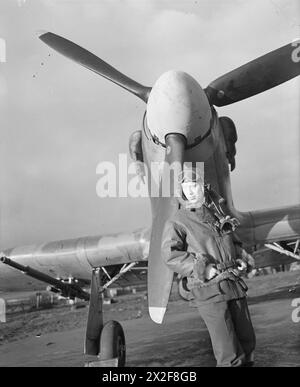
0,257,126,366
85,268,126,367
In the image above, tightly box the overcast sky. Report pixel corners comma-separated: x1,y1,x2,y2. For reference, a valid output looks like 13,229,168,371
0,0,299,249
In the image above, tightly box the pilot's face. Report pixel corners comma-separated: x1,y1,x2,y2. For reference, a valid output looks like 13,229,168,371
181,181,204,205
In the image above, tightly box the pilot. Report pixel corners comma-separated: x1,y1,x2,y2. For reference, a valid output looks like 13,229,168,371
161,167,256,367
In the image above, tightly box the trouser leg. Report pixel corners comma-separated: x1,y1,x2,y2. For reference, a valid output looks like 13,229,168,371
228,298,256,365
197,301,245,367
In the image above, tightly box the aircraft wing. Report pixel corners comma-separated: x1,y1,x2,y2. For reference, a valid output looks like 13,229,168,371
0,228,150,293
239,204,300,246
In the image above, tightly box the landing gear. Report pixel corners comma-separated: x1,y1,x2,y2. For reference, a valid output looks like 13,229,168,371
100,321,126,367
85,268,126,367
0,257,127,367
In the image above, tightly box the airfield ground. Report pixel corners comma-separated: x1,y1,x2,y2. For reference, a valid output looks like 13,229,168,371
0,271,300,367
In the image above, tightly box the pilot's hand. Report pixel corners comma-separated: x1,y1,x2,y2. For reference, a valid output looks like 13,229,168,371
193,256,206,282
205,264,220,280
236,246,256,273
235,259,248,276
245,254,256,272
193,254,214,282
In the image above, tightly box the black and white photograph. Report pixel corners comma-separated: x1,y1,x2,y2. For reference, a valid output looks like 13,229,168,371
0,0,299,370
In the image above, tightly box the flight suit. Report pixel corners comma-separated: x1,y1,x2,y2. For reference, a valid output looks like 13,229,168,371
161,204,256,367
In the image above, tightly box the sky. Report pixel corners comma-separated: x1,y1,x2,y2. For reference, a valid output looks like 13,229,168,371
0,0,299,249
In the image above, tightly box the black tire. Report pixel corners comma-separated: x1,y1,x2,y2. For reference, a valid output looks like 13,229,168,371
100,320,126,367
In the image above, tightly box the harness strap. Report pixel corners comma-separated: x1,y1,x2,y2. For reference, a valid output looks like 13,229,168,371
188,270,236,289
188,269,248,293
216,262,237,272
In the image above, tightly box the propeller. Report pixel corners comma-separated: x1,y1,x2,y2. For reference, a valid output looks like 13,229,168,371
39,32,300,108
148,133,186,324
205,42,300,106
38,31,151,103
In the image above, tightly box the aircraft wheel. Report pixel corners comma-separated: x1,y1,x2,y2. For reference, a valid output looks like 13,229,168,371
178,277,194,301
100,320,126,367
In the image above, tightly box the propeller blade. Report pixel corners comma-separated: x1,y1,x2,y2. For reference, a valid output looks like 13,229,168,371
38,31,151,102
148,133,186,324
205,42,300,106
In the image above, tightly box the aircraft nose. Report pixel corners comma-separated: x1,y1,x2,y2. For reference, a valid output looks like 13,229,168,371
146,70,212,147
